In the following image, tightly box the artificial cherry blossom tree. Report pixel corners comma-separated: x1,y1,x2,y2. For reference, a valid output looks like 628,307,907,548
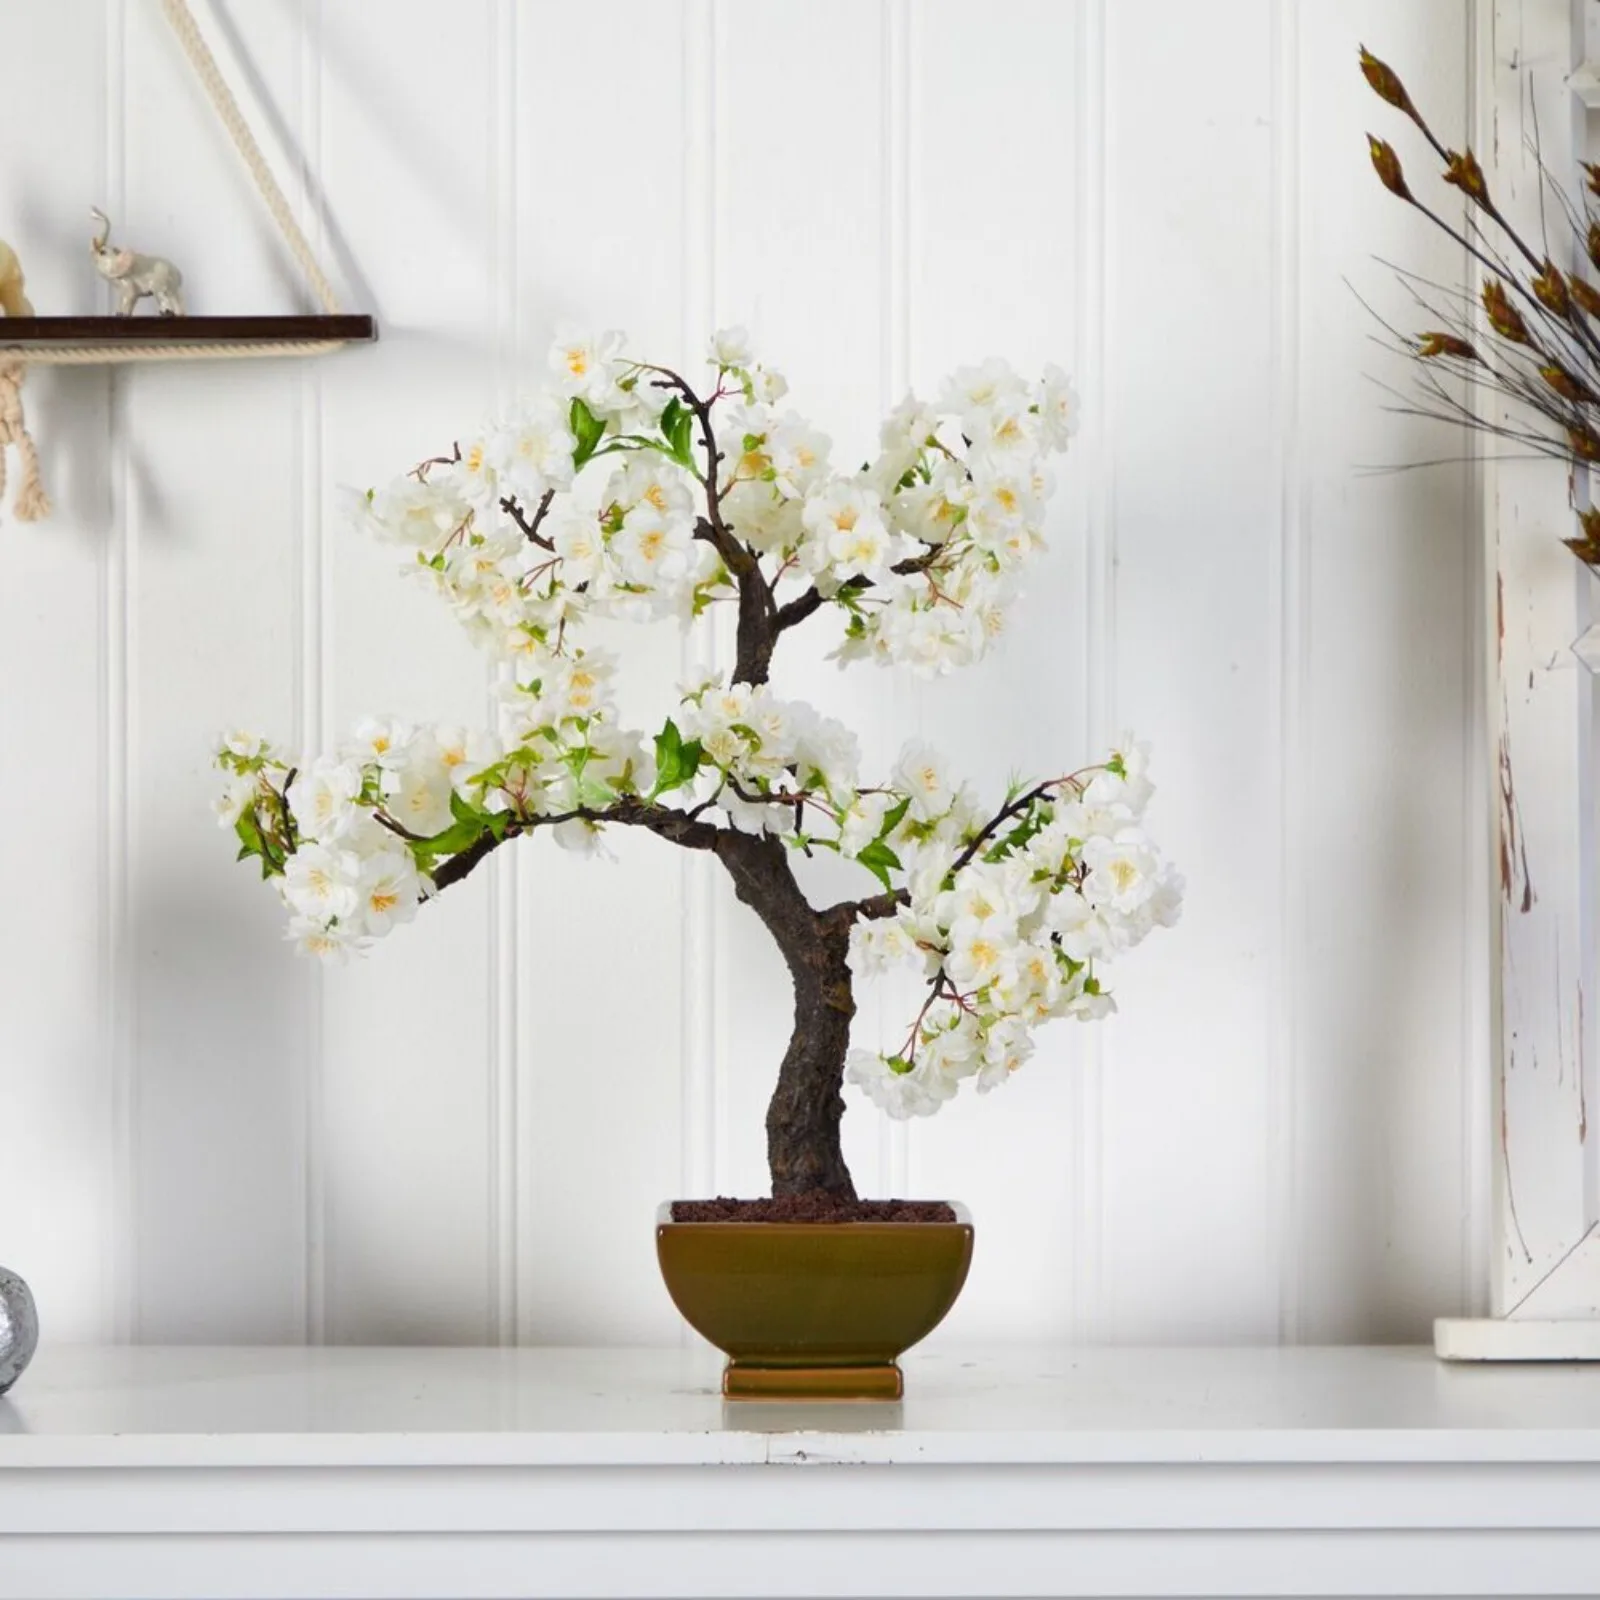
216,328,1182,1201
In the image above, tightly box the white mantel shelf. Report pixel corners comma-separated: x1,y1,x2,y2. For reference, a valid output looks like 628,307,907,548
6,1345,1600,1598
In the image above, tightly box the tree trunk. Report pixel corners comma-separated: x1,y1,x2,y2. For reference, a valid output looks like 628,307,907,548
713,830,858,1200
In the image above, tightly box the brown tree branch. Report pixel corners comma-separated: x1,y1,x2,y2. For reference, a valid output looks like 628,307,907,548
502,490,556,550
828,888,908,926
773,547,945,635
428,794,726,894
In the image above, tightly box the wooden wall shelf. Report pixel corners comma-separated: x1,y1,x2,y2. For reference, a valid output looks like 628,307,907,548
1,314,377,347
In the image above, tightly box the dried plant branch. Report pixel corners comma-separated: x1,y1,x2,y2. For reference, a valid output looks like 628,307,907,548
1360,43,1600,563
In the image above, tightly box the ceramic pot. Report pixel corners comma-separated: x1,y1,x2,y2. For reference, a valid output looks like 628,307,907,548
0,1267,38,1396
656,1203,973,1400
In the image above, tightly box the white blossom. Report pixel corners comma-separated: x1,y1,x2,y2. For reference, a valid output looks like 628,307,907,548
281,843,361,923
708,325,755,368
288,758,366,844
488,393,577,503
548,323,626,405
354,848,422,938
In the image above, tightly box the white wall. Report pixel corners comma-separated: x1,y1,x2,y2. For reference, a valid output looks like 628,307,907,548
0,0,1488,1347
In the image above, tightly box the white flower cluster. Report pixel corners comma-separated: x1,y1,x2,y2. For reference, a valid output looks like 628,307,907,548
844,738,1182,1119
340,327,1076,695
214,718,503,960
720,355,1078,676
676,673,862,839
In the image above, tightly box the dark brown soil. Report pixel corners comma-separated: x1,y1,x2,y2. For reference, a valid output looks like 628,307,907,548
669,1195,958,1224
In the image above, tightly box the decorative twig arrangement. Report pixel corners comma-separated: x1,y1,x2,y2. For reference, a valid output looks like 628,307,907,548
217,328,1182,1200
1362,45,1600,563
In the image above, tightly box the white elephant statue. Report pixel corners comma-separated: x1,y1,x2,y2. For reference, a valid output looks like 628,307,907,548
0,240,33,317
89,208,185,316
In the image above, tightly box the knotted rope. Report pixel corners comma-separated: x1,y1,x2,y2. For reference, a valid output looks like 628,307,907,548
0,361,50,521
0,0,348,519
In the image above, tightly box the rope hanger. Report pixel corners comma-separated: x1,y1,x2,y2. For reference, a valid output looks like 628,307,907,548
0,0,357,519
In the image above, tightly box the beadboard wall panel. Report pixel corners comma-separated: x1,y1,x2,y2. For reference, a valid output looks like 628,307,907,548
886,0,1090,1343
313,0,500,1347
120,2,314,1345
0,2,118,1346
0,0,1486,1347
509,2,694,1348
1295,1,1485,1341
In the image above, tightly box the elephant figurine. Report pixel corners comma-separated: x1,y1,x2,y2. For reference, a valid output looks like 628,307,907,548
0,240,33,317
89,207,185,317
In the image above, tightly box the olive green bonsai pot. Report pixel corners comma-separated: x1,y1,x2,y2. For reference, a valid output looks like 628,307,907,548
655,1203,974,1400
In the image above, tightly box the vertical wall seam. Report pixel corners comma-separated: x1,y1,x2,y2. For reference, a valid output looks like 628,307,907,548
103,0,135,1347
710,0,731,1193
489,0,520,1348
1568,0,1597,1288
1267,0,1307,1346
679,0,719,1210
1463,0,1495,1317
1073,0,1111,1343
296,0,328,1348
878,0,911,1202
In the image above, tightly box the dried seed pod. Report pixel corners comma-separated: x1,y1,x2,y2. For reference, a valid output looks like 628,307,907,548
1585,162,1600,200
1368,136,1410,200
1359,46,1417,118
1541,363,1596,406
1572,277,1600,319
1417,331,1478,361
1533,261,1572,318
1568,422,1600,462
1444,149,1490,205
1482,279,1529,344
1564,507,1600,567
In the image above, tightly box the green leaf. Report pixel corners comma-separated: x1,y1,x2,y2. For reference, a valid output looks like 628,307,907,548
415,813,487,859
233,810,263,861
665,403,695,468
649,718,704,800
877,795,911,839
659,396,684,448
569,397,607,470
985,812,1047,864
855,837,902,891
576,771,618,810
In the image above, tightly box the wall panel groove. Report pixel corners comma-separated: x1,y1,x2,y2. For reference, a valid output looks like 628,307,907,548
1074,0,1110,1344
295,0,328,1349
1268,0,1308,1345
103,0,135,1347
1462,0,1494,1323
679,0,719,1211
878,0,912,1204
488,0,520,1350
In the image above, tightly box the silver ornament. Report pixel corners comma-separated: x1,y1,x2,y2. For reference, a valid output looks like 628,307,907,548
0,1269,38,1395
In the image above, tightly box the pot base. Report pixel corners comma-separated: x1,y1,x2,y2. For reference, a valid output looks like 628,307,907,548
723,1359,903,1402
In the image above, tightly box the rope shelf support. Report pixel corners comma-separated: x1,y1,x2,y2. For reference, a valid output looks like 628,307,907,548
0,0,376,522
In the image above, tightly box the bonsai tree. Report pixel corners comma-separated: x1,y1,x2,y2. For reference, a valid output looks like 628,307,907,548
215,327,1182,1201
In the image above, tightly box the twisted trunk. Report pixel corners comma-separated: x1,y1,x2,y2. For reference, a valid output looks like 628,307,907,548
703,407,856,1197
714,830,857,1200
